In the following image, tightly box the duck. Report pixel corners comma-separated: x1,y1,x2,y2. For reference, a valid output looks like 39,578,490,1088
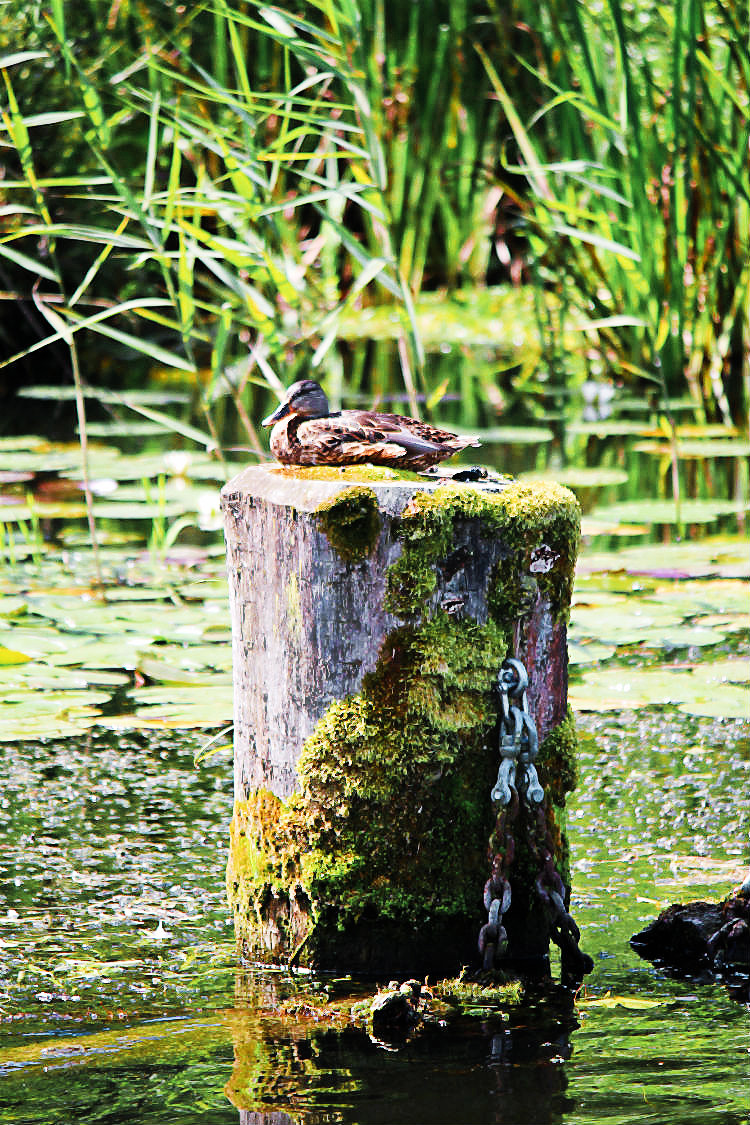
261,380,481,471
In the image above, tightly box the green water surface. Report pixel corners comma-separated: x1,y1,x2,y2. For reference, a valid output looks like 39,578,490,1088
0,704,747,1124
1,363,748,1123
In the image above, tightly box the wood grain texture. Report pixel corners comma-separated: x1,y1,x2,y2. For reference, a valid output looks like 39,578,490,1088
221,465,571,800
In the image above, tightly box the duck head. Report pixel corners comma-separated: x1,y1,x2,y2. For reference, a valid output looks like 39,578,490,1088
261,380,330,426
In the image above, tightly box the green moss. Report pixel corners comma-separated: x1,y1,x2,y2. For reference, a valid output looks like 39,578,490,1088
314,486,380,562
385,481,580,623
537,705,578,808
435,974,524,1011
296,614,508,935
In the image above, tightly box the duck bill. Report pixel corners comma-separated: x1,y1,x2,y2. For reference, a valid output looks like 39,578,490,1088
261,401,291,427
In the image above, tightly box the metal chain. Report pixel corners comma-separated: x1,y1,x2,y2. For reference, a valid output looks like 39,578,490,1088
479,656,591,978
479,658,541,971
478,789,518,970
490,658,543,806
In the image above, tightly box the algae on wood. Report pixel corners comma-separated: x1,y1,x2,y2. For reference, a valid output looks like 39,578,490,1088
221,465,580,976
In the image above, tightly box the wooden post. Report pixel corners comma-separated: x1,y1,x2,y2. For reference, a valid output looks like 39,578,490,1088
221,464,581,978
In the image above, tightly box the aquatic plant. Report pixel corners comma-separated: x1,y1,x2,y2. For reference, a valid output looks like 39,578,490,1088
0,0,426,443
479,0,749,431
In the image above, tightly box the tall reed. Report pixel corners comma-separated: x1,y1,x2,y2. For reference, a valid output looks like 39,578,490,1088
0,0,427,437
480,0,749,428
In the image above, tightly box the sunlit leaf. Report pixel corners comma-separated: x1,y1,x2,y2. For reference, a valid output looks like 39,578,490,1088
678,686,749,719
591,499,748,525
578,994,664,1010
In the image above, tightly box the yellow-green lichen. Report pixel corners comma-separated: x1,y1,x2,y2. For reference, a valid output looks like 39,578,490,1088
314,486,380,562
271,464,423,483
227,788,311,960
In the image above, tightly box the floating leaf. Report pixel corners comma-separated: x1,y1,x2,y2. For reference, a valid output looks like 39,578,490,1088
648,625,727,649
462,425,554,444
567,641,617,666
569,601,686,643
570,668,697,710
578,537,749,579
580,517,649,537
633,439,750,459
0,644,32,665
678,686,749,719
649,579,750,616
523,467,629,488
591,499,748,526
578,994,664,1010
55,958,146,978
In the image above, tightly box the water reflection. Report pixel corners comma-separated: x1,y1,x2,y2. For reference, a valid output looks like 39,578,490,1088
227,974,579,1125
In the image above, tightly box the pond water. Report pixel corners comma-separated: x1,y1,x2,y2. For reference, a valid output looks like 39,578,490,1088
1,336,749,1123
0,707,747,1123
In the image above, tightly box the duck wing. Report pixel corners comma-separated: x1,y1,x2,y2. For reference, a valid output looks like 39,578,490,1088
292,411,479,466
358,411,480,450
294,415,409,462
336,411,477,455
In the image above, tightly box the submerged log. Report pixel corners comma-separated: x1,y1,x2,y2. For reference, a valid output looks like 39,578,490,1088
220,463,583,978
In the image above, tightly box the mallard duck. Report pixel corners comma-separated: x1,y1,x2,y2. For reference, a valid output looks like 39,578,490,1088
261,380,481,470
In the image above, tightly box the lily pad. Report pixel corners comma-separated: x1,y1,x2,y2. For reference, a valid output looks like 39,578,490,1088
567,641,617,666
578,994,664,1010
632,439,750,458
578,536,750,579
591,499,748,525
570,668,698,710
567,420,653,436
0,597,28,618
689,659,750,685
0,644,32,665
569,601,687,643
580,518,650,537
571,664,750,713
677,686,749,719
465,426,554,444
647,625,726,649
649,579,750,616
0,664,98,690
522,467,629,488
0,712,101,741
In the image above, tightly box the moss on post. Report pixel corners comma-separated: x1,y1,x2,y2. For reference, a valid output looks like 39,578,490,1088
222,467,581,977
314,486,380,562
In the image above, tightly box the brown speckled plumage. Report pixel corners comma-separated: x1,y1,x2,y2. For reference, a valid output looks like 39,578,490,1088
262,380,481,471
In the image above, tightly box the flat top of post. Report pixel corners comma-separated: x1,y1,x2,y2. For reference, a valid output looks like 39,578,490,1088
220,463,510,513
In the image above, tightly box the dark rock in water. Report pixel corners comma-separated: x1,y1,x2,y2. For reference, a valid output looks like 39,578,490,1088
631,885,750,1001
630,902,724,966
370,983,422,1037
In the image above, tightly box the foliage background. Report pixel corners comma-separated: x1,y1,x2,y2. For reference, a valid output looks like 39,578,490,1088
1,0,748,443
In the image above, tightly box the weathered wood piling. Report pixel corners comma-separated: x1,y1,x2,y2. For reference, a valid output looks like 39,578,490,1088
221,463,582,977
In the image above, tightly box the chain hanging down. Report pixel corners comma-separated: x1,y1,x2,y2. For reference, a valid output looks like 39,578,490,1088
479,658,540,971
478,656,593,979
490,657,543,807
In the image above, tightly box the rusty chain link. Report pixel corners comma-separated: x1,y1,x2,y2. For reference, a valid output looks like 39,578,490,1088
479,656,592,979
